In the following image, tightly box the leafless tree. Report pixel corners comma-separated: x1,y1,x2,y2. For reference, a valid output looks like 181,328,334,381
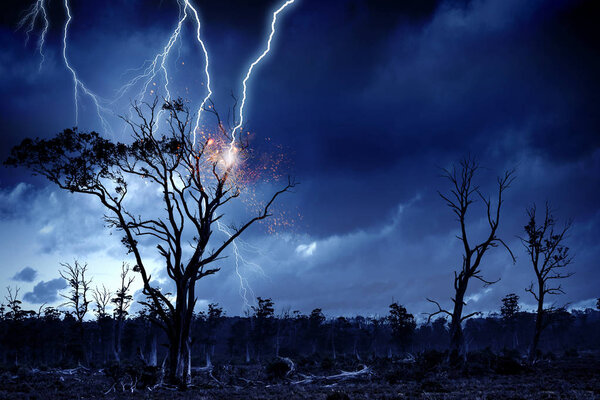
59,260,92,324
92,284,112,319
521,203,573,362
427,157,515,356
92,284,113,363
6,98,294,385
112,263,134,360
4,287,33,321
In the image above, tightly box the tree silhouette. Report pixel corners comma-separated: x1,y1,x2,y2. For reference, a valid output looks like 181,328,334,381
500,293,520,349
198,302,223,367
59,260,92,363
91,284,114,364
308,308,325,354
521,203,573,362
251,297,276,361
4,287,32,321
5,98,294,385
112,263,134,361
92,284,112,319
3,287,34,365
500,293,520,320
427,157,515,357
388,302,416,354
59,260,92,324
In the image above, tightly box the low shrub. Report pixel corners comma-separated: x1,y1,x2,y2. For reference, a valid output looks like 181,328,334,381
494,355,524,375
265,359,290,380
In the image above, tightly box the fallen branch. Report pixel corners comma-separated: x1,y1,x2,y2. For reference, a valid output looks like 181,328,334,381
291,365,372,384
397,353,416,364
279,356,295,376
208,368,224,387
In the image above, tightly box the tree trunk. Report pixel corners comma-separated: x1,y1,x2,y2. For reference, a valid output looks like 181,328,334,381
354,340,361,361
529,290,545,362
331,327,336,360
166,281,195,386
449,280,468,357
149,332,157,367
167,323,192,385
205,344,212,367
114,317,123,362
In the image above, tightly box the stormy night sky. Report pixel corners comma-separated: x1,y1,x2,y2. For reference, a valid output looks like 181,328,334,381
0,0,598,318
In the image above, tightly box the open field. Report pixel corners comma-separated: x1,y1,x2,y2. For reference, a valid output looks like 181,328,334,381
1,352,598,399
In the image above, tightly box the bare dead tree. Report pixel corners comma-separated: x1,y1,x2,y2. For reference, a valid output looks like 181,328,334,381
6,97,294,385
427,157,515,356
521,203,573,362
112,263,135,361
92,284,112,319
92,284,113,364
112,263,135,320
59,260,92,325
59,260,92,363
4,287,33,321
4,286,34,365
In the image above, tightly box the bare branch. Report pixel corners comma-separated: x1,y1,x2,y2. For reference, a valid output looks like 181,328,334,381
425,298,452,324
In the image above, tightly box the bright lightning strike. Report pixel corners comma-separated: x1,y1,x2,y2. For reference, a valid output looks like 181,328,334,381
62,0,112,135
229,0,296,152
114,0,212,139
216,221,267,311
19,0,296,311
17,0,49,71
114,1,188,122
183,0,213,145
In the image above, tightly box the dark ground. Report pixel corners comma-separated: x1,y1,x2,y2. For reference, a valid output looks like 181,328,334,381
1,352,599,400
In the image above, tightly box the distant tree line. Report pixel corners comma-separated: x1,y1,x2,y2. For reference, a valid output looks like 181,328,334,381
1,289,599,369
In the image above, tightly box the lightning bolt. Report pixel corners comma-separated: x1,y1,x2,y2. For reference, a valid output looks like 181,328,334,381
114,0,212,140
62,0,112,135
17,0,49,71
184,0,213,144
113,1,187,122
19,0,296,311
216,221,271,311
213,0,295,305
229,0,296,151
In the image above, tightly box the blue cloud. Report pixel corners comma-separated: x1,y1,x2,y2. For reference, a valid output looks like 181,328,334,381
23,278,67,304
11,266,38,282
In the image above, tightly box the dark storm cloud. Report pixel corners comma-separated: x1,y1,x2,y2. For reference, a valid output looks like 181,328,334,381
23,278,67,304
0,0,598,315
241,0,600,238
11,266,38,282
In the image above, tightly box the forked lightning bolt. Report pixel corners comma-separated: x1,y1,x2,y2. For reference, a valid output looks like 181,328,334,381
218,0,295,306
63,0,112,135
17,0,49,71
217,221,269,310
19,0,296,310
115,0,212,139
229,0,296,151
113,0,188,124
184,0,213,143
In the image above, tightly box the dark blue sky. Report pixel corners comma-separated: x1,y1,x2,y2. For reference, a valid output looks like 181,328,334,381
0,0,598,317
